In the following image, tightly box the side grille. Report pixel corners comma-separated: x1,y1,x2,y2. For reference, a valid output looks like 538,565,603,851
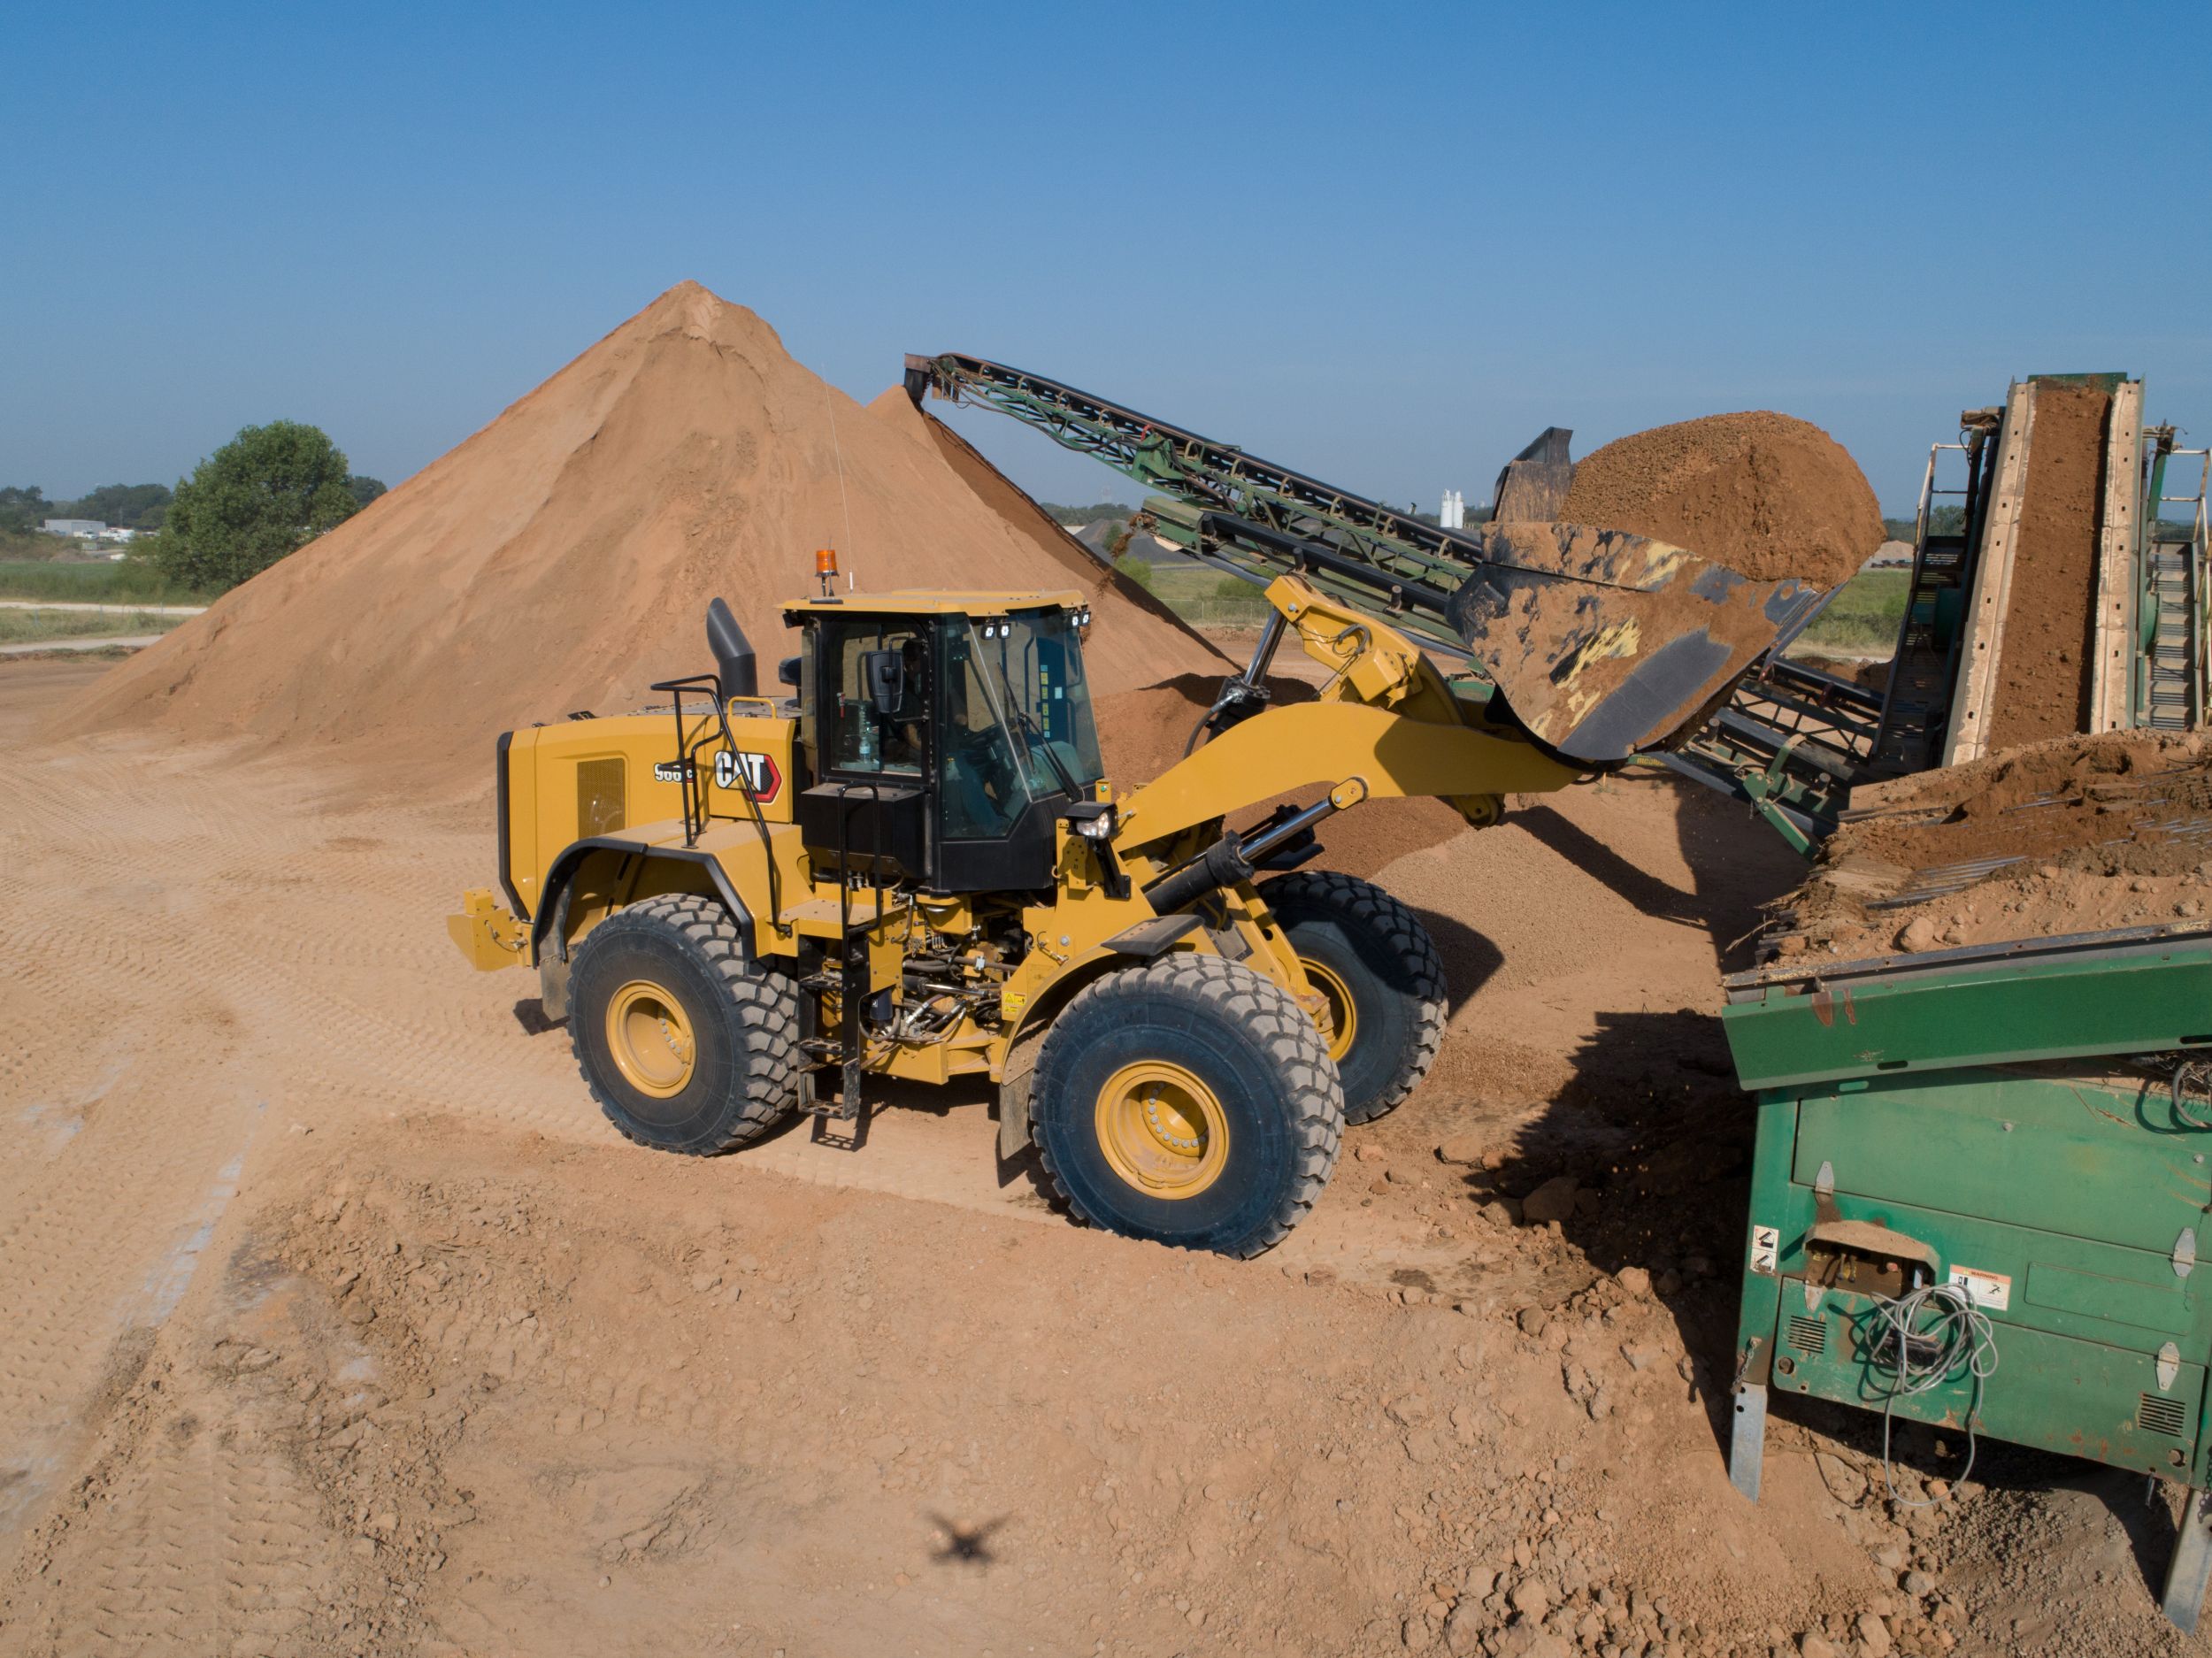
2139,1394,2189,1439
1786,1315,1827,1355
577,758,626,838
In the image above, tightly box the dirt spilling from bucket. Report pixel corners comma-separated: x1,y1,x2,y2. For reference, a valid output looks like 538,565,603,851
1559,411,1884,591
1985,381,2111,750
1767,730,2212,960
57,284,1220,780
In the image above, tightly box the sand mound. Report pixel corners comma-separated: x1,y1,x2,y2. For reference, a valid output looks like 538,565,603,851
1559,411,1883,590
1094,673,1468,879
1768,729,2212,960
61,283,1219,777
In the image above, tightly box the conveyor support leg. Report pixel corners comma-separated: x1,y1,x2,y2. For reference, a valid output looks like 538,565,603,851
2163,1487,2212,1631
1728,1382,1767,1502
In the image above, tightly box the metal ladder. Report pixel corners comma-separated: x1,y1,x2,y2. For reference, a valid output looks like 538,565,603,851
2139,441,2209,731
1869,418,1999,772
795,784,890,1148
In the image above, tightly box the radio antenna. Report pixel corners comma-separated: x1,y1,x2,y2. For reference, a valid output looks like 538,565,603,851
825,387,856,573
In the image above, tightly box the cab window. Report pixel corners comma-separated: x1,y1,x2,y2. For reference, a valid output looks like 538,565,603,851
937,625,1030,837
823,618,926,777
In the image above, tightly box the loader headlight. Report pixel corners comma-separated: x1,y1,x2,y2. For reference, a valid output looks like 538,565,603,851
1064,801,1117,841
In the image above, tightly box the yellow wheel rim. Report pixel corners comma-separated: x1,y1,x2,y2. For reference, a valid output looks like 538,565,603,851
1302,957,1358,1064
605,979,696,1098
1094,1060,1229,1201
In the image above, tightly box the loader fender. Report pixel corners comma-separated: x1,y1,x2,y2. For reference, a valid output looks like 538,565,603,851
995,950,1143,1163
531,838,754,968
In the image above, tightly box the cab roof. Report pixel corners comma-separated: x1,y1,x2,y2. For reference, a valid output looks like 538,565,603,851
781,588,1088,619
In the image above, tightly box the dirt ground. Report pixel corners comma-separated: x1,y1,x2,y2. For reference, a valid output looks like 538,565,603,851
4,657,2208,1658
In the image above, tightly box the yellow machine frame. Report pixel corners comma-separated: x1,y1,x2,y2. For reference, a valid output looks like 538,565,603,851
450,574,1578,1115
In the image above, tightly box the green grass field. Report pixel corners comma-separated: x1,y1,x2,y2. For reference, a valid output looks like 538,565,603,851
0,608,188,645
1115,558,1273,626
0,560,204,605
1794,567,1907,653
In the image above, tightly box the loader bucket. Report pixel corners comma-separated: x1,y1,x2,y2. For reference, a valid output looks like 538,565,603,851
1447,521,1825,766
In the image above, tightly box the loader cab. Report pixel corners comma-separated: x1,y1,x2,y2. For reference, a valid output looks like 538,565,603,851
785,591,1103,894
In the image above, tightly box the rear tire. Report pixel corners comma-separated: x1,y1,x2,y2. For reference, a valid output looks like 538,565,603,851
567,893,801,1155
1258,870,1447,1124
1029,954,1343,1256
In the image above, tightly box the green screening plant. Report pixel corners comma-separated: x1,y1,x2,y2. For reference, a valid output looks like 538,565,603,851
154,421,361,592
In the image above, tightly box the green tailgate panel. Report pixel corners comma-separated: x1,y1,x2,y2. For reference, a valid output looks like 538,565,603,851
1791,1070,2212,1255
1736,1065,2212,1485
1767,1284,2206,1475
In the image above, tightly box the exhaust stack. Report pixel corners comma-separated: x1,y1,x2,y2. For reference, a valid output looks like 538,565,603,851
706,597,757,699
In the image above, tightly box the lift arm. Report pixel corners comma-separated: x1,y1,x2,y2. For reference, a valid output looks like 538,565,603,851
1112,575,1578,855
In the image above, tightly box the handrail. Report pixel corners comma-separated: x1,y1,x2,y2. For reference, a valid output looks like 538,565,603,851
649,673,787,935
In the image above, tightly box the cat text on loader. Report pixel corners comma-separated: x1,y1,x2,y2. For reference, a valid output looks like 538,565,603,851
450,534,1809,1255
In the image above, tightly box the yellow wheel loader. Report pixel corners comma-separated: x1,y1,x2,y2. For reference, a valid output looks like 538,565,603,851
451,533,1810,1255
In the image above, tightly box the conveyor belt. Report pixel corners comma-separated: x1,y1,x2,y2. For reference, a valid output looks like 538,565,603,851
905,352,1484,656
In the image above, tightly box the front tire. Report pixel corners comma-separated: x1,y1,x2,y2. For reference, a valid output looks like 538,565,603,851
1029,954,1343,1257
567,893,801,1154
1258,870,1447,1124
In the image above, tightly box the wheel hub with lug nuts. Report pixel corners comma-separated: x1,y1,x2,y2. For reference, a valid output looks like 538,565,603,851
1094,1059,1230,1199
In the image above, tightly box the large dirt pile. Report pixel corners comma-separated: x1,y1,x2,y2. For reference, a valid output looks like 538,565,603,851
1768,729,2212,960
60,283,1218,776
1985,381,2111,750
1559,411,1884,590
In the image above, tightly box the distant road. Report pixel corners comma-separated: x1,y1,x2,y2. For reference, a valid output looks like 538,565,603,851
0,635,162,656
0,600,205,617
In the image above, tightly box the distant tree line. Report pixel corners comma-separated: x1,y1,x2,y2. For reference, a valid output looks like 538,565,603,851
0,482,173,535
3,425,389,592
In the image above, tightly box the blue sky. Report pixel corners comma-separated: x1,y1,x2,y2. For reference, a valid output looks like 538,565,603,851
4,2,2207,515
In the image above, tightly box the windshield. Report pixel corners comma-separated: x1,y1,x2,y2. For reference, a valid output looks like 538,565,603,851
979,609,1103,797
937,609,1103,841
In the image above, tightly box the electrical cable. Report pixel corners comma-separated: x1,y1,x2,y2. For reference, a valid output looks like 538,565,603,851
2172,1057,2212,1131
1866,1280,2000,1508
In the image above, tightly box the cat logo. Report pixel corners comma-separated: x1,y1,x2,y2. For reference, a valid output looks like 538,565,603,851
713,748,782,802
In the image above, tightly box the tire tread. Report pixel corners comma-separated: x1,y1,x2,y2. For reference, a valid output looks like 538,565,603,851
569,893,801,1155
1259,869,1447,1123
1029,953,1344,1256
